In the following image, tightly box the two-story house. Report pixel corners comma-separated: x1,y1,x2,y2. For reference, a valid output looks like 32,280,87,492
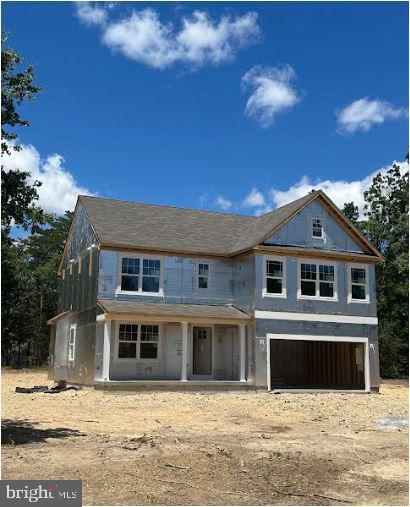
48,190,383,392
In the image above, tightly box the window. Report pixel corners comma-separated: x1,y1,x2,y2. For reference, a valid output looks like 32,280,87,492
299,261,336,299
198,263,210,289
349,265,368,302
121,258,140,291
142,259,160,292
117,323,159,359
119,257,162,294
312,218,323,238
77,255,82,274
68,324,76,361
263,257,286,297
140,324,159,358
118,324,138,358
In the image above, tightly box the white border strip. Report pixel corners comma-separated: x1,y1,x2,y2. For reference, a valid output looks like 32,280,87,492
255,310,377,325
266,334,370,392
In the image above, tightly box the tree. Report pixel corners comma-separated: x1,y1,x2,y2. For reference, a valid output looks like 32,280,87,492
24,212,74,364
1,212,73,366
361,164,409,377
1,31,42,234
342,201,359,225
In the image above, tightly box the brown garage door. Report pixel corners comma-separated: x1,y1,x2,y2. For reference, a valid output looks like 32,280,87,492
270,339,365,390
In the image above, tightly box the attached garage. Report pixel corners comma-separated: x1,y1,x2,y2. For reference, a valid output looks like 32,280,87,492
267,334,369,392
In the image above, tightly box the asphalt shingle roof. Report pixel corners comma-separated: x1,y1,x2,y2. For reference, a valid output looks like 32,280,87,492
98,300,251,320
79,192,316,256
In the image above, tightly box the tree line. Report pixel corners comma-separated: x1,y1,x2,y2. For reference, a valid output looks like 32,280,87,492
1,34,408,377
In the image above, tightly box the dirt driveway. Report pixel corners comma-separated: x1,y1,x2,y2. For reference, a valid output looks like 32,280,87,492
1,369,408,506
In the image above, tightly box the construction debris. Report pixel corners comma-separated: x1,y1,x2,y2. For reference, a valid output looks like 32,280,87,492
15,384,82,394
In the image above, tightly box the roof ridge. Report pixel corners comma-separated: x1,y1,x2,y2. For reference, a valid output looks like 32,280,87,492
79,194,258,220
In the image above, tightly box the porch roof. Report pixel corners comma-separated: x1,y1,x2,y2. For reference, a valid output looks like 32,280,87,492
97,300,251,321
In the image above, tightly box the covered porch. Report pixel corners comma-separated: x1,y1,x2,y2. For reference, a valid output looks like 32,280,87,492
94,300,252,389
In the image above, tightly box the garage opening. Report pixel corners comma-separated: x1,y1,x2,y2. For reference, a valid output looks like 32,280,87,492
269,339,366,390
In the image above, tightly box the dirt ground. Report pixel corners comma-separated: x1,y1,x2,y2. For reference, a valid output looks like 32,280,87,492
1,369,408,506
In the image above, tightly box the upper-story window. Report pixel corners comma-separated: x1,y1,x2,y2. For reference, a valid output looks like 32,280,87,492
299,261,337,300
198,262,210,289
312,218,323,238
263,256,286,298
119,256,162,294
348,264,369,303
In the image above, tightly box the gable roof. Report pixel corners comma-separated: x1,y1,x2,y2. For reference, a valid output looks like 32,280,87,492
78,191,382,260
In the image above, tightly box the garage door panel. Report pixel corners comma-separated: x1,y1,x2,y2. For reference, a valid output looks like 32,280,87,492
270,339,365,390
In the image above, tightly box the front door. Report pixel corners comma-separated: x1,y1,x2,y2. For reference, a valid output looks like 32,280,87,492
193,327,212,375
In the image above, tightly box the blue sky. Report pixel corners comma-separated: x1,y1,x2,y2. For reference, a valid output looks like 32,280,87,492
2,1,408,216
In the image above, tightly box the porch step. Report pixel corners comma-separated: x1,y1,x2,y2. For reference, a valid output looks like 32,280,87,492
94,380,256,392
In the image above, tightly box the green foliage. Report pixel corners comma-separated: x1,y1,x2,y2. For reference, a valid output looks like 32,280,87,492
341,201,359,225
1,31,43,234
343,164,409,378
1,213,73,365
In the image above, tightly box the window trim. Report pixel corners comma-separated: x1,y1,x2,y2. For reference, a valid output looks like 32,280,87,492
297,259,338,301
116,253,164,297
68,324,77,362
197,261,211,291
311,217,324,239
115,321,162,362
347,263,370,304
262,255,287,299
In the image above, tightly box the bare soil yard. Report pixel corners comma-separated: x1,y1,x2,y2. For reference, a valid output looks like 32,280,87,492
1,369,408,506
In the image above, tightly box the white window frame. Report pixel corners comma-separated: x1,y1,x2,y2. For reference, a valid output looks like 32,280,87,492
348,263,370,304
116,253,164,296
197,261,211,291
68,324,77,362
115,321,162,362
262,255,287,298
311,217,324,239
297,259,338,301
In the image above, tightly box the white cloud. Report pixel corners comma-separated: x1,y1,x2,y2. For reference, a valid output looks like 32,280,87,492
243,188,265,207
78,6,260,69
2,142,96,215
268,160,409,217
76,2,108,26
336,97,407,133
215,195,233,210
242,65,300,128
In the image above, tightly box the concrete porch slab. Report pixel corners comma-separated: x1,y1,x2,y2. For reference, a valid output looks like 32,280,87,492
94,380,256,392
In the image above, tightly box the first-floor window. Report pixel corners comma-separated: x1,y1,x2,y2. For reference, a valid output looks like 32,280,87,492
300,262,336,299
265,259,285,295
68,325,76,361
118,323,138,358
350,266,367,301
118,323,159,359
140,324,159,358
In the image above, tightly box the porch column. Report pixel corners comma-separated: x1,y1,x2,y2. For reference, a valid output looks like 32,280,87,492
181,322,188,381
102,319,111,381
239,324,246,382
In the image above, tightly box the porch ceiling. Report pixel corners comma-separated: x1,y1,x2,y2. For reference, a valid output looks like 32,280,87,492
97,300,252,322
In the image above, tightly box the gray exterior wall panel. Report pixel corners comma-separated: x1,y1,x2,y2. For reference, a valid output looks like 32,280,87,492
264,200,366,254
255,254,377,317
